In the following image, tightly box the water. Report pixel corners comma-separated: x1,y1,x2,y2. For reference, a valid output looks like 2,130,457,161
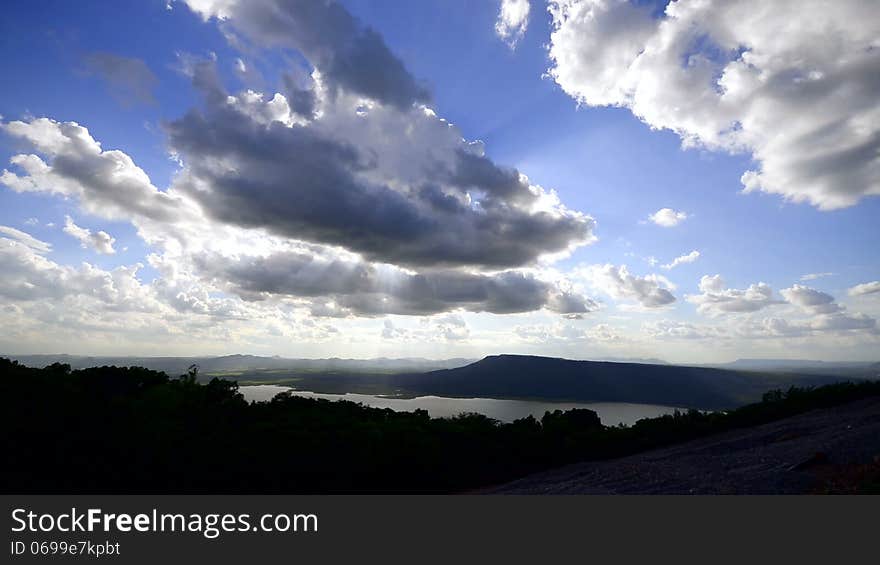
239,385,684,427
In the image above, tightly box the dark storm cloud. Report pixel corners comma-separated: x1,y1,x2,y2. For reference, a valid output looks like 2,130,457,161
282,72,318,118
165,68,593,269
447,149,532,203
197,250,597,316
188,0,430,109
83,52,158,106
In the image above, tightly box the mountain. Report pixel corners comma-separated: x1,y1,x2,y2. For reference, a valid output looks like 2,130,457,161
385,355,858,410
6,353,867,410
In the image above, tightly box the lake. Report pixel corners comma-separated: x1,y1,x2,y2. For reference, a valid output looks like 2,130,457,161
239,384,684,427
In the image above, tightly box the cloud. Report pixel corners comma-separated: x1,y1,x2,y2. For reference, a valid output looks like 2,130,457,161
0,0,601,333
800,272,834,281
515,321,624,344
780,284,841,315
547,0,880,210
661,250,700,270
780,283,876,332
164,62,594,270
643,319,726,340
382,314,470,342
63,216,116,255
0,225,52,254
0,118,186,222
647,208,688,227
495,0,530,48
83,52,158,106
580,264,676,308
849,281,880,296
182,0,430,109
0,231,155,309
688,275,781,316
199,248,597,316
687,278,877,335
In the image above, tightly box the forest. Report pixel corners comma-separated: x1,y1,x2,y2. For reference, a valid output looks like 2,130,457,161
2,357,879,493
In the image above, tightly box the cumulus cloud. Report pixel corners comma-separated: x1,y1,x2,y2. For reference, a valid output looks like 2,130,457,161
198,248,596,316
781,283,877,332
661,250,699,270
688,275,780,316
182,0,430,109
780,284,841,315
547,0,880,210
0,231,155,310
580,264,676,308
83,52,158,106
647,208,688,227
1,36,596,317
1,83,594,318
0,0,605,352
495,0,531,48
0,118,186,222
687,278,877,335
849,281,880,296
164,61,593,270
63,216,116,255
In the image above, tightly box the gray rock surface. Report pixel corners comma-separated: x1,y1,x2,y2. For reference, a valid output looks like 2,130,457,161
489,398,880,494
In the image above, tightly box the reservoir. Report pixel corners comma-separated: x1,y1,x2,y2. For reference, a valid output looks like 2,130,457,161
239,384,685,427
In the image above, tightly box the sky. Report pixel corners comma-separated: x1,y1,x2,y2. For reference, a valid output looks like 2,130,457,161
0,0,878,363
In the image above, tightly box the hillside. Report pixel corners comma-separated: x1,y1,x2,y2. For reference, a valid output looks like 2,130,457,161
8,353,864,410
488,396,880,494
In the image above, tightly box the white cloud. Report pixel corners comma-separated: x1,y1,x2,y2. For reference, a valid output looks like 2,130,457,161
515,321,624,344
1,79,595,318
800,272,834,281
779,283,877,333
661,250,700,270
382,314,470,343
579,264,676,308
63,216,116,255
688,275,780,316
0,118,186,222
780,284,841,315
687,279,877,336
849,281,880,297
643,319,726,340
647,208,688,227
547,0,880,210
495,0,531,48
0,225,52,254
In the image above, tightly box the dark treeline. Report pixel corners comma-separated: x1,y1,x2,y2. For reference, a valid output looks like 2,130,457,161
2,357,879,493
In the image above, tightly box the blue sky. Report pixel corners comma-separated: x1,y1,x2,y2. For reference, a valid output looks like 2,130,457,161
1,0,878,361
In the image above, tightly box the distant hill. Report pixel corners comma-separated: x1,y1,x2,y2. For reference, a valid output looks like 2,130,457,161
710,359,880,378
384,355,861,410
6,353,870,410
2,354,474,376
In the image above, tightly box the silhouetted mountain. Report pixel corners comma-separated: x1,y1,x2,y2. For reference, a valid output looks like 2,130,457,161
385,355,855,410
